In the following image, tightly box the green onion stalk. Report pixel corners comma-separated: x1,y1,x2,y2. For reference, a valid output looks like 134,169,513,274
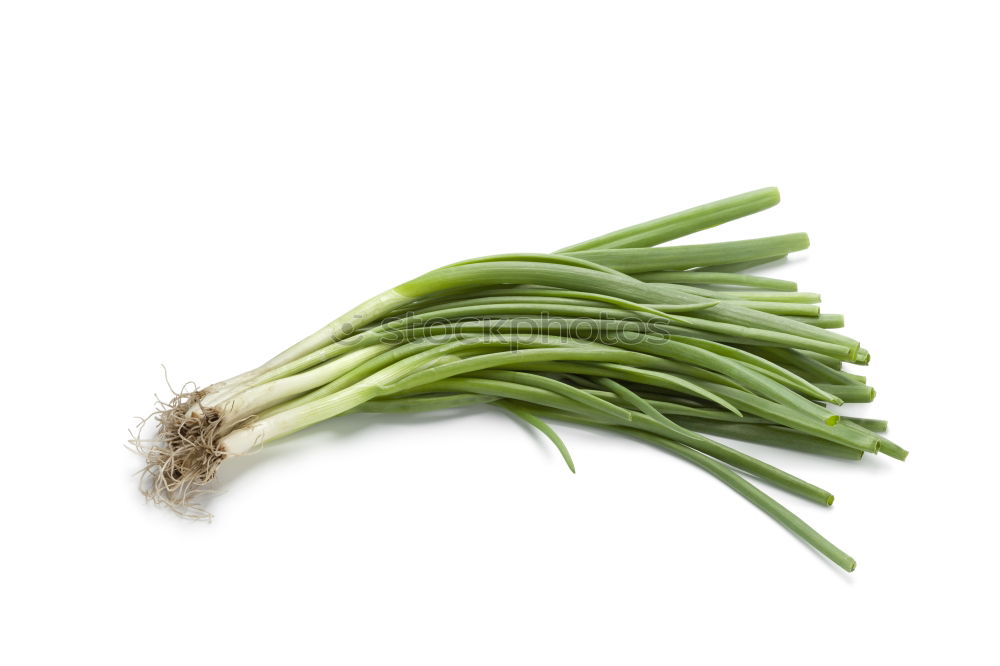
134,187,904,572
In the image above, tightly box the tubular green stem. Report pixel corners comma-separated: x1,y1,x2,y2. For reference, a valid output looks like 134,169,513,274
751,346,858,388
472,331,840,420
231,337,685,450
257,289,413,375
722,289,819,302
385,341,704,398
877,441,908,461
731,301,821,317
446,252,633,277
258,302,681,390
653,291,821,316
222,343,393,422
496,400,576,473
414,319,776,404
667,288,821,304
672,336,841,404
615,416,837,506
558,187,781,252
787,314,845,329
567,385,760,424
253,294,694,387
341,310,842,425
396,260,713,307
609,337,843,425
657,313,856,360
692,254,788,273
389,284,609,317
632,270,797,291
411,294,614,312
585,386,849,438
503,361,743,414
256,261,860,391
413,378,832,506
226,336,544,450
250,258,719,385
488,342,747,397
394,301,668,330
354,393,499,413
695,302,861,358
522,410,856,572
467,369,634,422
259,311,847,424
597,378,836,470
255,334,484,420
581,377,861,454
593,376,668,423
563,233,810,273
687,383,879,453
839,420,908,461
655,324,825,353
398,299,852,361
845,417,888,433
725,362,840,405
670,418,864,460
410,291,717,318
814,383,875,403
800,351,843,369
524,354,840,442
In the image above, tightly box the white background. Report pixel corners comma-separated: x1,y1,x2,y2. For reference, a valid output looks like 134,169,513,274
2,2,997,664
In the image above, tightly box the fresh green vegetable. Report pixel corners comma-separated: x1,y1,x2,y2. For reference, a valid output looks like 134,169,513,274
135,187,903,573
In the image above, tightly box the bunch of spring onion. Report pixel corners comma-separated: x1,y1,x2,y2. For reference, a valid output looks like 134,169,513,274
135,187,904,572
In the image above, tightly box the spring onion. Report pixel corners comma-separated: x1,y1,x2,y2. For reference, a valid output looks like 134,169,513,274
133,186,904,573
